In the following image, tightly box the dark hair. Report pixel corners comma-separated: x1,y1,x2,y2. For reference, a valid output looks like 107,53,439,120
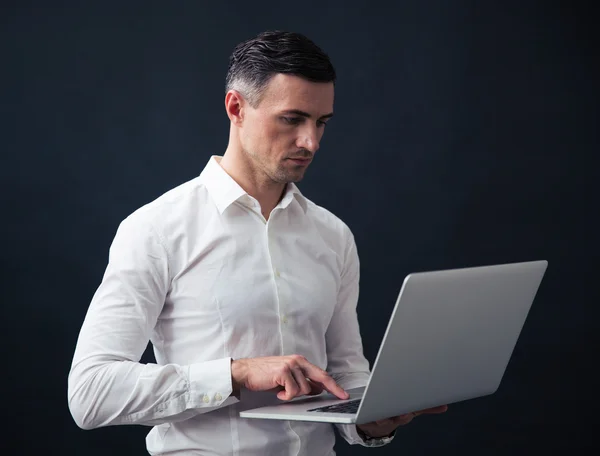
225,30,336,107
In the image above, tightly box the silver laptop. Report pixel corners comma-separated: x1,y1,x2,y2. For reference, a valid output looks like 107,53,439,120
239,260,548,425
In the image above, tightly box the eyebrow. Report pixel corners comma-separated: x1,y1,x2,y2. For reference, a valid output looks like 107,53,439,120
280,109,334,120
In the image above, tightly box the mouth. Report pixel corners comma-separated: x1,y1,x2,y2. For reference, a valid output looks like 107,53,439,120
288,157,312,166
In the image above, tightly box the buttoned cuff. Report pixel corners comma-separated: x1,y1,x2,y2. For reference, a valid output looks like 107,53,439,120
336,423,395,447
188,357,239,409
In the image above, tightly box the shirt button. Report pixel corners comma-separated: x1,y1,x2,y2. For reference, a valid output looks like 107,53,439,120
275,269,281,278
281,316,288,324
202,395,210,403
215,393,223,401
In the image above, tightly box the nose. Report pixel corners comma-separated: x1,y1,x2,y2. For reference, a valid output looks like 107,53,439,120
296,126,320,154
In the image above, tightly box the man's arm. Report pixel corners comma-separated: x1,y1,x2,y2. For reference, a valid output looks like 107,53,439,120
324,228,393,447
325,230,370,389
325,228,449,445
67,214,238,430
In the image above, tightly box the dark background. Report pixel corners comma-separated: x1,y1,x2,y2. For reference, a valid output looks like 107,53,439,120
1,0,596,454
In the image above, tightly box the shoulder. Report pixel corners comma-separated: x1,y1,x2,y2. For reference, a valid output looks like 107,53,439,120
303,197,355,253
116,175,210,240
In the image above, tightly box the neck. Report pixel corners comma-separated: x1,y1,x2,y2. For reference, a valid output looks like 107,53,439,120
219,147,286,220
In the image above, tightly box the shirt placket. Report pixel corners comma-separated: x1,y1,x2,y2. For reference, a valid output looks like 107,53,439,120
265,211,296,356
266,208,303,455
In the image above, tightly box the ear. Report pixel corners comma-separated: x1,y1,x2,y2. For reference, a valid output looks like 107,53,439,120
225,90,246,126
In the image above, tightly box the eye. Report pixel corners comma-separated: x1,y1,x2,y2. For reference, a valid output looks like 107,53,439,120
317,120,328,128
282,116,302,125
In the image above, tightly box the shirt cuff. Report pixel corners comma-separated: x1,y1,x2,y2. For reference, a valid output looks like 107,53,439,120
336,423,395,447
187,357,239,409
356,426,396,447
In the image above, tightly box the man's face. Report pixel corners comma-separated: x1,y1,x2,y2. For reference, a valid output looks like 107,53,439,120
239,73,334,184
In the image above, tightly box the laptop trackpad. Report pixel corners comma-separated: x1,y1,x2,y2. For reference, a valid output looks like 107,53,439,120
286,386,365,410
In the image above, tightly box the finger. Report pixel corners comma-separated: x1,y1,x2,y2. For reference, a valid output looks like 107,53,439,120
392,414,415,426
306,379,325,396
290,368,313,397
277,371,300,401
297,376,328,395
299,362,348,399
306,375,348,399
265,386,285,395
374,418,394,426
417,405,448,415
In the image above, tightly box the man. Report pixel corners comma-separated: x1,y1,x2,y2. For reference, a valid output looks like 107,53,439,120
68,30,447,455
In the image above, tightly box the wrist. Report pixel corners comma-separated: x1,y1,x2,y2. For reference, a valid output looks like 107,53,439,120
356,426,372,440
357,425,395,441
231,358,246,397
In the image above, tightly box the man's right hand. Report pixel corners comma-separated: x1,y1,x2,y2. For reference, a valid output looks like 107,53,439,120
231,355,349,401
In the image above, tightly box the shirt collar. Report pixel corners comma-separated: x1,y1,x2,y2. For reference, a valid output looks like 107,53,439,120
281,182,308,213
200,156,308,214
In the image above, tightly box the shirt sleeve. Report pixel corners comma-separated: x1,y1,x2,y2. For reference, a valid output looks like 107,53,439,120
67,213,239,430
325,229,394,447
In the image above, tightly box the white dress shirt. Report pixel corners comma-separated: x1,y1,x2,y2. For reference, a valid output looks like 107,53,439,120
68,156,393,455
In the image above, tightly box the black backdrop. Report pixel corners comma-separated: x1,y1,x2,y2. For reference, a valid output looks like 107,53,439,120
1,1,596,454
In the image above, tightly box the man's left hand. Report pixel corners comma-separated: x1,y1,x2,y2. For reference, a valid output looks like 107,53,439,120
357,405,448,439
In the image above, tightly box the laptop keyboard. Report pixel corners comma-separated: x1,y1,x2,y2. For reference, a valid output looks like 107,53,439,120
308,399,361,414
